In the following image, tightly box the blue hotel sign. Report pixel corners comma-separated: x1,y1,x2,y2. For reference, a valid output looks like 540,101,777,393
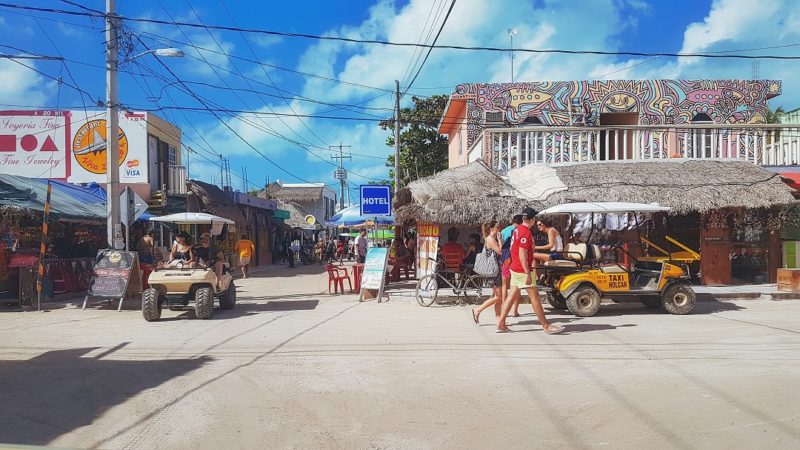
360,185,392,216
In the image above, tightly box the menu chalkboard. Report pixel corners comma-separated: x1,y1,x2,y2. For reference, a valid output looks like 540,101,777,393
87,249,142,302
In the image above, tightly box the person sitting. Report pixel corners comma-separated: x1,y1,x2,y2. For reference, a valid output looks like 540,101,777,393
389,238,411,280
533,217,564,262
193,232,225,286
441,227,466,271
463,233,483,267
162,232,193,268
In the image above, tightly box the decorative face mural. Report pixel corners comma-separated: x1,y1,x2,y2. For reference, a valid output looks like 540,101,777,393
452,79,782,149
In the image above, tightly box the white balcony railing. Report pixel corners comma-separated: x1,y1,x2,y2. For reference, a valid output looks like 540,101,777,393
168,165,187,195
482,124,800,171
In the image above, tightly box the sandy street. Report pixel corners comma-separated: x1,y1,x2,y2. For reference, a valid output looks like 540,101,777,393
1,263,799,449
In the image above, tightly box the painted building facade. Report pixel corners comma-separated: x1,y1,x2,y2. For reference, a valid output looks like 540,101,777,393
440,80,783,169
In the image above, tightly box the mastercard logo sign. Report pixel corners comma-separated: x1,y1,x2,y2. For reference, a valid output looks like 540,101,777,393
72,119,128,175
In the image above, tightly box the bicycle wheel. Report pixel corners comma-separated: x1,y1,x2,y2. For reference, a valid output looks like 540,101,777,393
462,275,487,304
415,274,439,307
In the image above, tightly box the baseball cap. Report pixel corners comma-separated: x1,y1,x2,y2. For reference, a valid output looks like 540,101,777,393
521,207,538,220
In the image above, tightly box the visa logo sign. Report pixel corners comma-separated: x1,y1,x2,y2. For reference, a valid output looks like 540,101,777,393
124,168,141,177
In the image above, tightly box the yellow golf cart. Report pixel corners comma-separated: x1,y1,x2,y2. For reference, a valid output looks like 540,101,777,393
536,202,696,317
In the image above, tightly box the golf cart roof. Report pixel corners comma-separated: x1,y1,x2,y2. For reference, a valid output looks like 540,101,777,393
149,212,235,225
538,202,671,215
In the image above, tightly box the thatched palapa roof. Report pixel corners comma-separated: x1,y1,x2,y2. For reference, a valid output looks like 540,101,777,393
395,159,796,225
188,180,247,226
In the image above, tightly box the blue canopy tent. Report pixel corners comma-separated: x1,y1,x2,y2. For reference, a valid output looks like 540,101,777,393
328,205,395,227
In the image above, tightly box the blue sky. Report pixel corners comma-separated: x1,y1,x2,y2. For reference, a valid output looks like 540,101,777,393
2,0,799,201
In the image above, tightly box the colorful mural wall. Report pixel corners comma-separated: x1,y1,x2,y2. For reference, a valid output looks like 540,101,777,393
453,80,782,150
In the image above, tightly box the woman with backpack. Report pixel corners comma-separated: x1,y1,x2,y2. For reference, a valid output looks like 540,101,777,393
471,220,507,326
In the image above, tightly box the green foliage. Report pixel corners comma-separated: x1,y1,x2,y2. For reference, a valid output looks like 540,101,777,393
379,95,449,190
767,106,785,124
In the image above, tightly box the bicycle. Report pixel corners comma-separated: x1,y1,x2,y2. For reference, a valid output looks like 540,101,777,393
415,257,488,307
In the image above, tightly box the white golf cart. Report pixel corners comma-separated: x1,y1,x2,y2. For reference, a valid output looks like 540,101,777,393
143,213,236,321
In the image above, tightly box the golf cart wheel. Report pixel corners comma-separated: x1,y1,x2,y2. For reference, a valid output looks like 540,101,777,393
142,288,161,322
415,274,439,307
195,287,214,319
546,292,568,310
219,281,236,310
566,286,601,317
462,275,487,304
639,297,662,309
662,283,696,315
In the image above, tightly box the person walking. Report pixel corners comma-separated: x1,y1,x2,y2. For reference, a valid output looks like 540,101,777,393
471,220,506,326
235,234,256,278
355,230,368,264
500,215,523,317
497,207,565,334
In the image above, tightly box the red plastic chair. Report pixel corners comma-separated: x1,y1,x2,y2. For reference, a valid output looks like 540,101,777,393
326,264,353,294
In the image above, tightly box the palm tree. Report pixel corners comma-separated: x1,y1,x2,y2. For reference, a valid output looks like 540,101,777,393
767,106,786,124
767,106,786,141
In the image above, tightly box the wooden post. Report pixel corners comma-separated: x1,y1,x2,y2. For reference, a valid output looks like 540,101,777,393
36,181,52,311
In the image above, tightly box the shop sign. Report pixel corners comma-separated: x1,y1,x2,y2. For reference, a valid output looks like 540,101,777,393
360,184,392,216
416,222,440,279
0,110,70,179
67,110,149,184
87,249,142,302
359,247,388,302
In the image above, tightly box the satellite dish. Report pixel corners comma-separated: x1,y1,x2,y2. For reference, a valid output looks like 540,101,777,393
304,215,317,225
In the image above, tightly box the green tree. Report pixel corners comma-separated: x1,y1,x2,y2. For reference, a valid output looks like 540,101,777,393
767,106,785,124
379,95,449,190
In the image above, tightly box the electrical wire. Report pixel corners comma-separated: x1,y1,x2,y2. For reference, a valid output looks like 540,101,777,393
217,0,329,148
401,0,456,96
7,3,800,60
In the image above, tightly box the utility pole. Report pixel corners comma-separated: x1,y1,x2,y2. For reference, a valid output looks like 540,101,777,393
106,0,121,249
219,154,224,187
330,143,351,211
394,80,401,194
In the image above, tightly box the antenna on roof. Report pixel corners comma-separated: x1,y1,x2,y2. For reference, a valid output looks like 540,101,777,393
752,61,760,80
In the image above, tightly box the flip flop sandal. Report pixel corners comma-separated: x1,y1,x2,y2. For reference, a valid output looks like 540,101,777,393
471,309,480,325
495,328,513,334
544,324,565,335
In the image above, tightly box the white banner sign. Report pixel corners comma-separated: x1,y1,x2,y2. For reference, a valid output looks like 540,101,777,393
0,111,70,179
416,223,440,279
360,247,389,291
67,110,149,183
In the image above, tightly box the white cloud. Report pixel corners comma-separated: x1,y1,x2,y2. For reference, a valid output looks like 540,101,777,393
252,35,283,48
0,59,54,106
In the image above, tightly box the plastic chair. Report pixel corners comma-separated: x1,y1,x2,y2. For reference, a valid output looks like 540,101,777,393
325,264,353,294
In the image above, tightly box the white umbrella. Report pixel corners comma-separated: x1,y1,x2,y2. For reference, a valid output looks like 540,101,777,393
149,212,235,225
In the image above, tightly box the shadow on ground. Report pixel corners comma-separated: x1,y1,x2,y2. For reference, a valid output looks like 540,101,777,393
0,346,210,446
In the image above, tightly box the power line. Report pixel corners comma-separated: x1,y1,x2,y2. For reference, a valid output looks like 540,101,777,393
217,0,329,148
0,54,64,60
402,0,456,96
6,3,800,60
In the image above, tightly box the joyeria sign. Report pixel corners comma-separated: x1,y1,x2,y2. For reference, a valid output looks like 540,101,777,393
0,111,70,179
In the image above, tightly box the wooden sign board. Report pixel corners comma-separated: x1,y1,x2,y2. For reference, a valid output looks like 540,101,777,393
359,247,389,302
84,249,142,311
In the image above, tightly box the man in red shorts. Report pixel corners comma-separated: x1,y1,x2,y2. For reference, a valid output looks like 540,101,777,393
497,207,565,334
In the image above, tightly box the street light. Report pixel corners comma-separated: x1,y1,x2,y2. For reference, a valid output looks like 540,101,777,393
106,0,183,249
508,28,518,83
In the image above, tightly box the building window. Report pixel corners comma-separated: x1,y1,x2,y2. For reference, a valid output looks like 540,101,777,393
168,145,177,166
690,113,714,157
